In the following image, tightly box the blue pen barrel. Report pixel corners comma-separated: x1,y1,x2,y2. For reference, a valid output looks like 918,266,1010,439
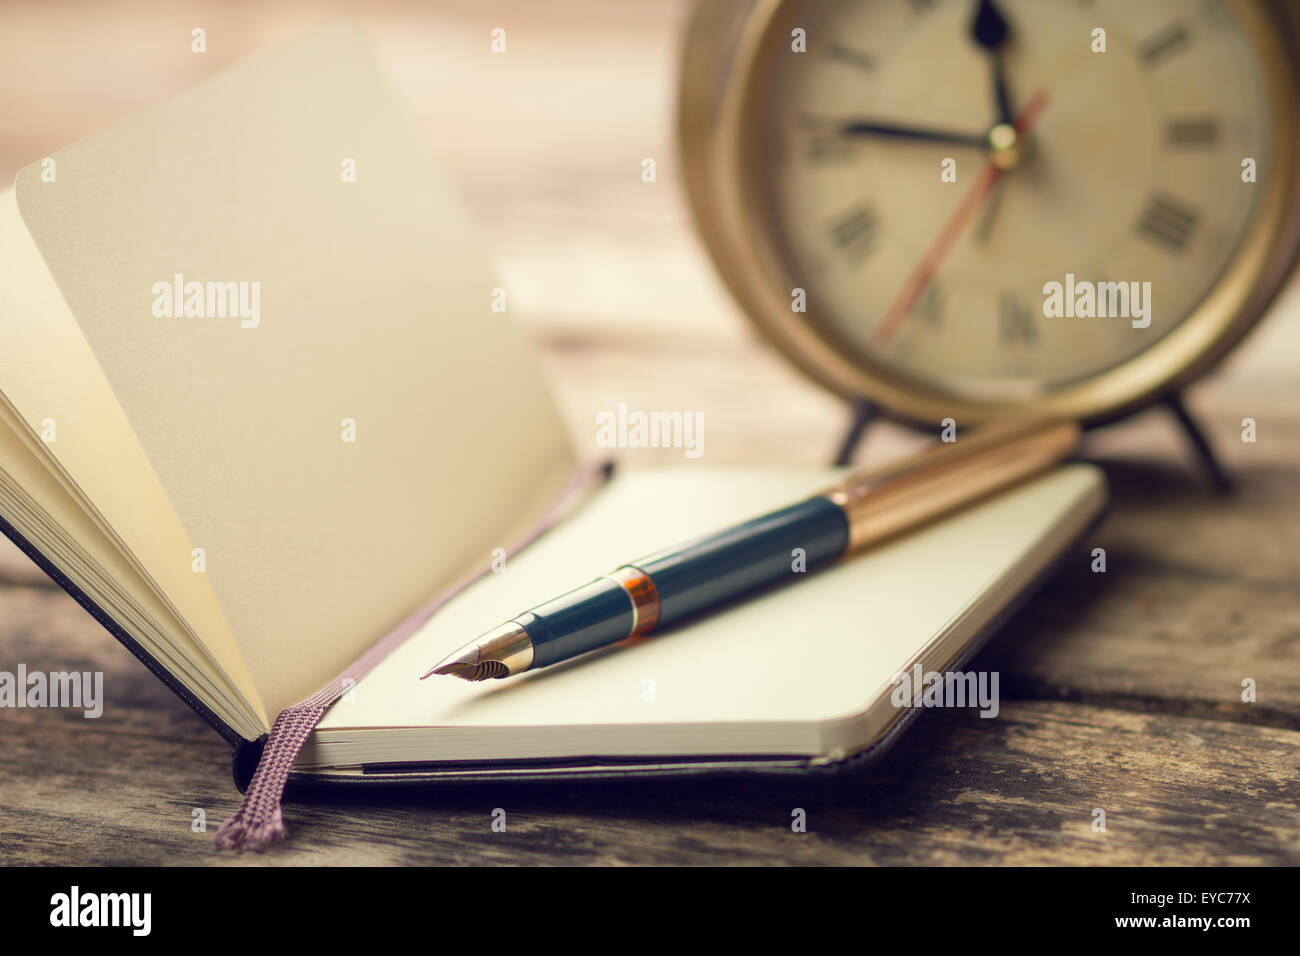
518,579,635,668
518,496,850,669
633,496,850,626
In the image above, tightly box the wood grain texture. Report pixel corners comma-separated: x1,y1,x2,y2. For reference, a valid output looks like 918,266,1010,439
0,0,1297,865
1,690,1296,866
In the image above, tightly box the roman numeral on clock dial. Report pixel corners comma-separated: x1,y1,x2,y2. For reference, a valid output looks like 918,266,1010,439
805,136,857,164
914,282,943,328
824,43,875,73
999,294,1037,345
1166,117,1219,148
1139,22,1191,68
827,203,878,265
1136,194,1200,253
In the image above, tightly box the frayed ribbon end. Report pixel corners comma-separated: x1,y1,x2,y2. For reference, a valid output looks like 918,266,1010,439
213,807,286,852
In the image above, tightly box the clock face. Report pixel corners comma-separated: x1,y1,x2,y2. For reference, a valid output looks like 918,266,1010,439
740,0,1280,403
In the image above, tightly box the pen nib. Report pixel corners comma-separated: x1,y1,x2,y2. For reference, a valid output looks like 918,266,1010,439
424,646,482,681
421,622,534,681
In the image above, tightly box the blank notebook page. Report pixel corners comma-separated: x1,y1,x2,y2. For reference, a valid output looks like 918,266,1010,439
306,463,1104,766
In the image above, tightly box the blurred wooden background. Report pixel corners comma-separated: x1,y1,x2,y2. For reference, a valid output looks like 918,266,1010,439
0,0,1296,865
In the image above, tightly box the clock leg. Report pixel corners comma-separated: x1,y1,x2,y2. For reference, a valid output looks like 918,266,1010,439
1163,392,1234,495
832,397,880,466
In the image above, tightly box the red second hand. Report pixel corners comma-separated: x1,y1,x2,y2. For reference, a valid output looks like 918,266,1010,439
872,89,1050,346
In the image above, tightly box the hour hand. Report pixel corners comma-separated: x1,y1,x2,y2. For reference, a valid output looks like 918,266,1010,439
971,0,1016,126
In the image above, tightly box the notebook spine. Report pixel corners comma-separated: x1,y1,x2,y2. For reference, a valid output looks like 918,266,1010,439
232,735,268,792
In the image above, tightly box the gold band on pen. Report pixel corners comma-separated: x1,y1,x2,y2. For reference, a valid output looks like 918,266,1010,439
606,565,662,636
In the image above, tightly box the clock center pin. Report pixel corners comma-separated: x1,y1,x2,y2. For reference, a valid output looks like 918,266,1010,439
987,122,1024,172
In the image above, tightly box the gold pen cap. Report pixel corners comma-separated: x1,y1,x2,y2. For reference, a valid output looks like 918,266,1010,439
822,418,1081,553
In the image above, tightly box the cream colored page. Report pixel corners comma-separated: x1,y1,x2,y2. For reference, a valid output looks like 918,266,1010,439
0,190,264,730
14,24,576,716
0,409,260,737
320,464,1102,736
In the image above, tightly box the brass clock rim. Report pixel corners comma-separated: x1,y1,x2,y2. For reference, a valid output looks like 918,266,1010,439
679,0,1300,427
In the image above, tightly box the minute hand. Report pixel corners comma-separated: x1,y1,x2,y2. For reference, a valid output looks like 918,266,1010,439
836,120,986,147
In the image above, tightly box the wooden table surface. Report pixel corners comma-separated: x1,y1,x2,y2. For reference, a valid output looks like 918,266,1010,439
1,1,1297,865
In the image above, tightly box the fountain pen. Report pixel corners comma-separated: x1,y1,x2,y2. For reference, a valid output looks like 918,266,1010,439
425,417,1079,682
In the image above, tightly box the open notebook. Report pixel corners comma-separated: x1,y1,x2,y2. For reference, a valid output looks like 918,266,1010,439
305,463,1104,775
0,24,1106,792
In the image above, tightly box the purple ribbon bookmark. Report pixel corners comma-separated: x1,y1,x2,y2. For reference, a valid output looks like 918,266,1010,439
214,460,612,851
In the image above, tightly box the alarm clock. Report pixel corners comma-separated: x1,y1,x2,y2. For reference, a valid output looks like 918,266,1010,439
678,0,1300,428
